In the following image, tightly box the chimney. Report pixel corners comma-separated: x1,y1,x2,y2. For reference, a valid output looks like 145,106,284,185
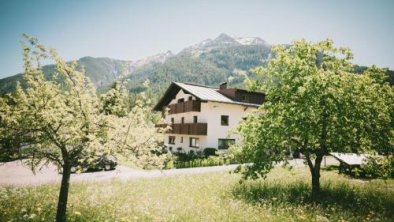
219,82,227,90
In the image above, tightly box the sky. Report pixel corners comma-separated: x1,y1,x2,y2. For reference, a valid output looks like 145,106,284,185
0,0,393,79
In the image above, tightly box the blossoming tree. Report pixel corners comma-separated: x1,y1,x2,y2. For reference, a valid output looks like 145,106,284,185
236,39,393,198
0,35,164,221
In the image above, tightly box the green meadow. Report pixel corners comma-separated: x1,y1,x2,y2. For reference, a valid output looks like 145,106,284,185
1,166,393,222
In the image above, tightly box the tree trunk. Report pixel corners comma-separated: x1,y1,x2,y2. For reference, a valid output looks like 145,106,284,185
56,161,71,222
310,155,323,199
311,170,320,198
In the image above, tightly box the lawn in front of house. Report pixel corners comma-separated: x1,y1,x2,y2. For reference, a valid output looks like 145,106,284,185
1,166,393,221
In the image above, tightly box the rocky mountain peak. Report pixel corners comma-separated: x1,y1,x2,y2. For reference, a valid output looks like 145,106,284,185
234,36,267,46
132,50,174,67
214,33,238,43
186,33,268,52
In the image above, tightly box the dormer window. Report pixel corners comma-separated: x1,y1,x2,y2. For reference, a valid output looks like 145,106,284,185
241,94,249,102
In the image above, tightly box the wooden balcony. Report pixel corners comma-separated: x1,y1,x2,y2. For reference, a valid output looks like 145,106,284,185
155,123,207,135
165,100,201,115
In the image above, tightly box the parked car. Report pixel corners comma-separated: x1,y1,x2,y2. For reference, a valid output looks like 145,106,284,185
59,155,117,174
82,155,117,172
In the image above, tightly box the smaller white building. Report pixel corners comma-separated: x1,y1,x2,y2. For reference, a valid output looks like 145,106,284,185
154,82,264,153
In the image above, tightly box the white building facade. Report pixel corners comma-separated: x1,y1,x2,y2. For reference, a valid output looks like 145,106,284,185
154,82,264,153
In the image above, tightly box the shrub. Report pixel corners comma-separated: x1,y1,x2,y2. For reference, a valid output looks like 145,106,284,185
165,150,237,169
165,159,174,169
361,155,394,179
203,148,218,157
196,151,203,157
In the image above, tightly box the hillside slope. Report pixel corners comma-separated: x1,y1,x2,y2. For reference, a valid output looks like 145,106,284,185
0,57,131,93
1,34,392,100
125,34,271,100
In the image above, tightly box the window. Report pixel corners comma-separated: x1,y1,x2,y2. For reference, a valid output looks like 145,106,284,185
169,136,175,144
188,96,193,101
181,117,185,124
241,94,249,102
171,118,174,124
221,115,229,126
178,98,184,103
193,116,198,123
189,137,199,148
180,137,183,143
218,139,235,150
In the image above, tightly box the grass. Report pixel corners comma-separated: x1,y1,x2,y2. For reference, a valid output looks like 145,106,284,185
0,166,393,221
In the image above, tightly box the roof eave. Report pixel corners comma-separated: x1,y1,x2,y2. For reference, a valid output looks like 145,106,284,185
207,100,261,107
152,82,205,111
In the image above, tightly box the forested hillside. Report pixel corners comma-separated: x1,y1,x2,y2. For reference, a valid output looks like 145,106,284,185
0,34,272,101
125,34,272,101
1,33,392,104
0,57,131,93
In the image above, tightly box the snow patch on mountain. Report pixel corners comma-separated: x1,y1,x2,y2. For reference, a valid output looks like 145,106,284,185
132,51,174,67
234,37,266,46
183,33,269,56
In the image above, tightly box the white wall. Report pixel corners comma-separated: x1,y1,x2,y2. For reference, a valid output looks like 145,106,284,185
165,134,207,153
203,101,255,149
163,90,256,152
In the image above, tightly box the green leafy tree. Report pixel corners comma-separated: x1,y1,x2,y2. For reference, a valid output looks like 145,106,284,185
102,80,165,169
0,35,164,221
235,39,393,198
0,35,109,221
100,81,129,117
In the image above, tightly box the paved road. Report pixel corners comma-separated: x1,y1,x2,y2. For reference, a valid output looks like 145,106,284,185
0,161,241,186
0,157,338,186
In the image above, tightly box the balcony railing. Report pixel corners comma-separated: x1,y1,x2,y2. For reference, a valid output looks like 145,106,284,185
155,123,207,135
165,100,201,115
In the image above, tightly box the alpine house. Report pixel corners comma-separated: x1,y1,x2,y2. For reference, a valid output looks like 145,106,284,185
153,82,264,153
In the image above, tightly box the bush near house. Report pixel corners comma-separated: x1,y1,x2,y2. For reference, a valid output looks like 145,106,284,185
164,149,236,169
203,147,218,157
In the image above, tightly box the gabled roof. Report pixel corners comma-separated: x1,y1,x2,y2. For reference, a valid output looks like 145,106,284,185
153,82,262,111
174,82,234,103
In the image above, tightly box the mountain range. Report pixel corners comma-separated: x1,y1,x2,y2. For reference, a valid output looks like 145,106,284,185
0,34,271,95
0,33,392,102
